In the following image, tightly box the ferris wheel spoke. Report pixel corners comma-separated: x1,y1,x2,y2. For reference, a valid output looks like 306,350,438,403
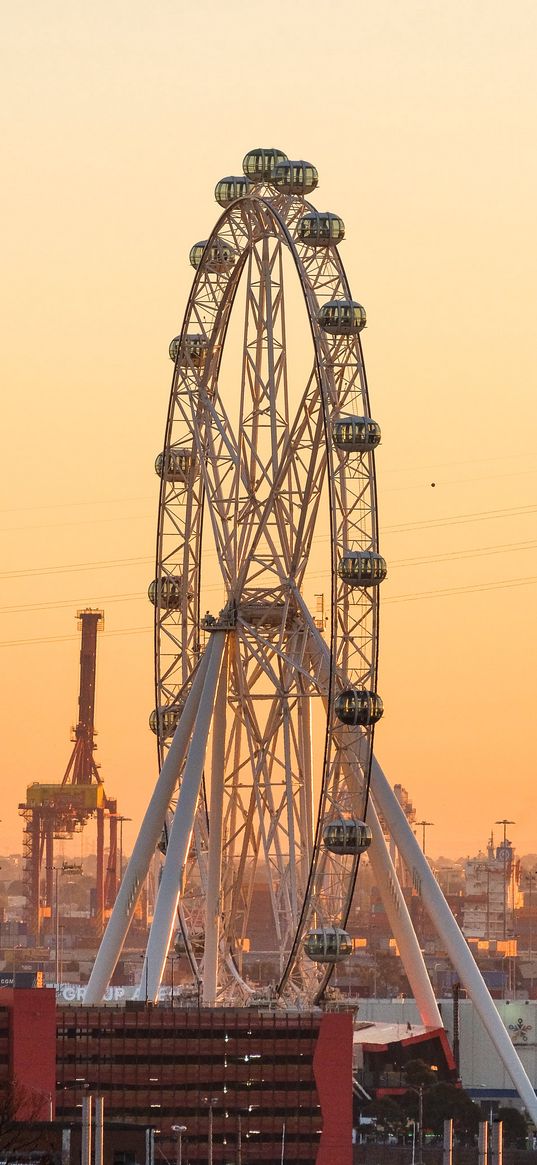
223,785,259,947
234,234,294,574
247,691,310,919
191,404,240,588
235,620,318,698
220,713,260,931
229,642,304,942
234,381,326,592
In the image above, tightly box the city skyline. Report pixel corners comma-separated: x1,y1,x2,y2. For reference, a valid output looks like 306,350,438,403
1,1,537,861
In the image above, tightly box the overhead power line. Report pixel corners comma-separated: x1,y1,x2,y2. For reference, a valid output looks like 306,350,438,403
2,502,537,582
384,574,537,605
0,625,152,649
2,572,537,647
0,556,152,581
384,503,537,534
0,592,144,616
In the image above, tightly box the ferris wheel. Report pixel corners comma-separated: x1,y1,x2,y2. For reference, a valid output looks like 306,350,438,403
87,147,386,1007
84,150,537,1125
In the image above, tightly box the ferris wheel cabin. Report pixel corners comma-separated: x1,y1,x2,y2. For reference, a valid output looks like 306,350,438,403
335,688,384,726
149,706,182,737
272,160,319,195
214,175,251,205
189,238,236,272
323,817,372,855
339,551,387,587
169,334,208,368
332,416,382,451
304,927,353,964
242,148,288,182
318,299,367,334
155,448,197,484
298,211,345,246
148,576,183,610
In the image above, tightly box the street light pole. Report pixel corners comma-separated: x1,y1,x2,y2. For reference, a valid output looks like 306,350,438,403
406,1084,424,1165
55,866,60,987
167,953,176,1008
529,873,534,959
118,816,131,884
171,1124,186,1165
203,1096,218,1165
415,821,434,857
486,867,491,942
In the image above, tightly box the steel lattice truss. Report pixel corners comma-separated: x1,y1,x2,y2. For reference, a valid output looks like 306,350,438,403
149,176,381,1003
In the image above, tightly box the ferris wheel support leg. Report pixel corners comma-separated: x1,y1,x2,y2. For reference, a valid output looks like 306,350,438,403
371,756,537,1125
203,640,228,1006
366,797,442,1028
84,647,212,1006
142,631,227,1003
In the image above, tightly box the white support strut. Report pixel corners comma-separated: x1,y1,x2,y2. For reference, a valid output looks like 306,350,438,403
366,797,443,1029
141,630,227,1003
203,640,228,1005
371,756,537,1125
84,645,214,1005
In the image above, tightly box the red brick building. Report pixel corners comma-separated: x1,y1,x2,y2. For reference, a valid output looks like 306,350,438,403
0,990,353,1165
0,987,56,1120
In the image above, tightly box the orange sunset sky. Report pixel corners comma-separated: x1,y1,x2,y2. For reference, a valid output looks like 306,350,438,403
1,0,536,862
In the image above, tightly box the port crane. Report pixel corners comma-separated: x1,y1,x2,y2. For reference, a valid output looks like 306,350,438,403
19,609,118,941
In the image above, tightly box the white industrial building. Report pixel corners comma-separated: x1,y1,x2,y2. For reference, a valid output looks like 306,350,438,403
355,996,537,1111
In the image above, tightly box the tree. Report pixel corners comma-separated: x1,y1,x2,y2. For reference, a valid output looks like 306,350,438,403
360,1096,406,1140
399,1061,480,1146
424,1083,480,1142
403,1059,438,1088
374,954,410,997
497,1106,528,1147
0,1079,55,1156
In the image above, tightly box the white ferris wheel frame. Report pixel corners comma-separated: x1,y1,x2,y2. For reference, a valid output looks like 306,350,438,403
84,160,537,1126
149,191,381,1004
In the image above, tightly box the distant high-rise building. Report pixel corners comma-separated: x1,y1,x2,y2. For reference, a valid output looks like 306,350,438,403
463,836,521,941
